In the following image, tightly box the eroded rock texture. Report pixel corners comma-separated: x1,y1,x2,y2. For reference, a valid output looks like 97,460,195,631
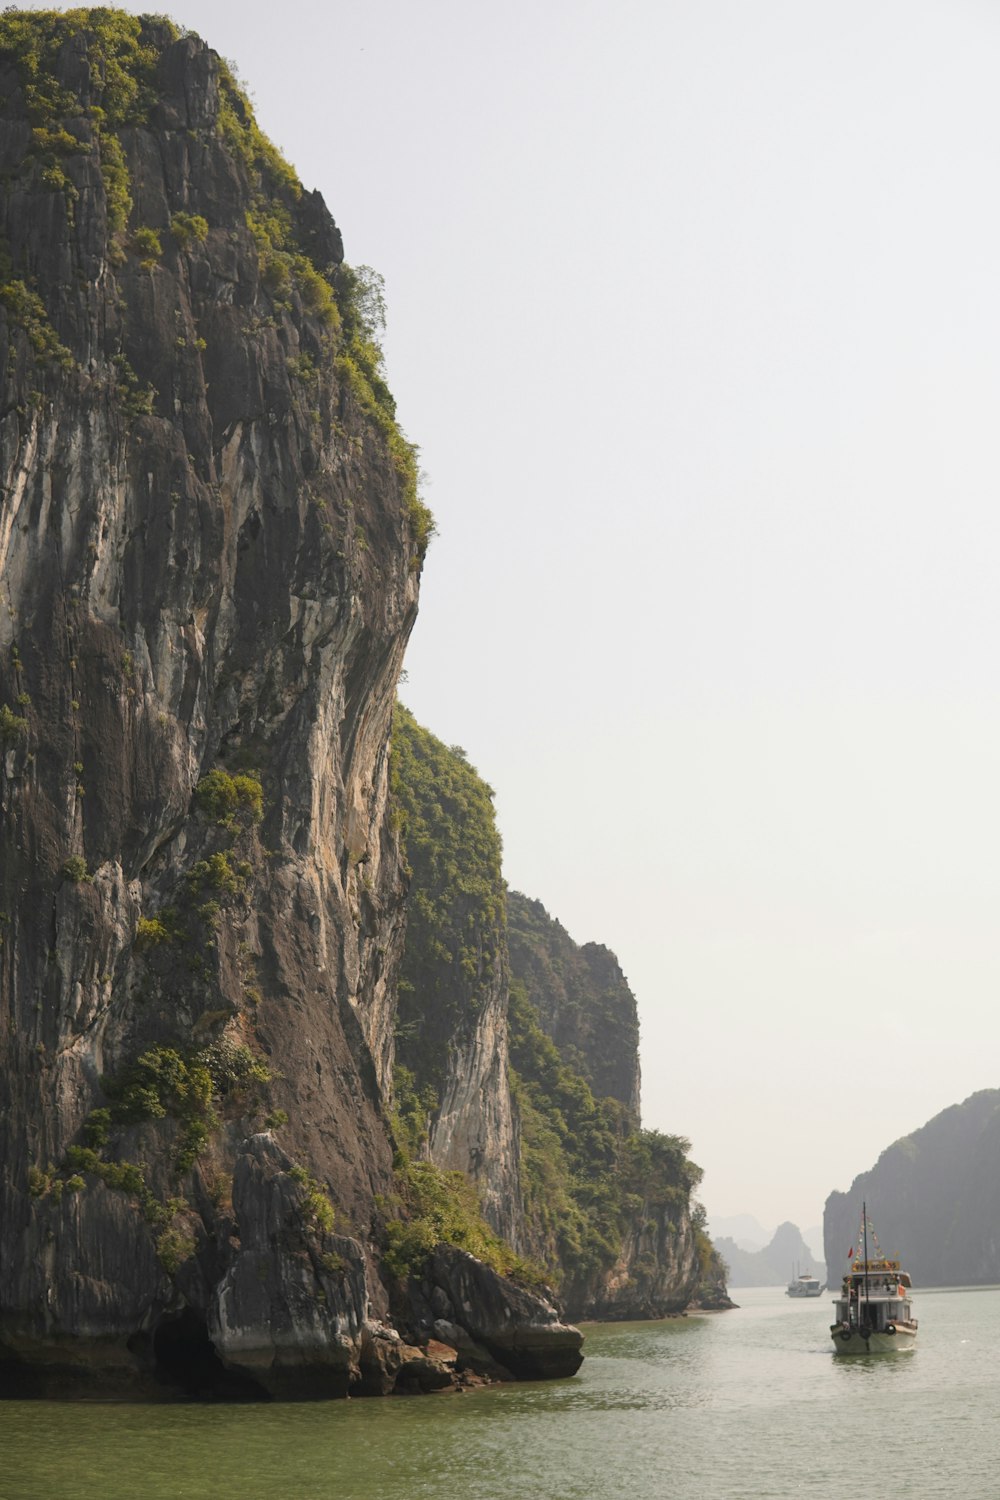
389,704,522,1247
507,890,641,1119
0,13,574,1399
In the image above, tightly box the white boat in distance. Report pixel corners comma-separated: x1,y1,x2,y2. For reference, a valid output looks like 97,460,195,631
829,1204,917,1354
786,1271,824,1298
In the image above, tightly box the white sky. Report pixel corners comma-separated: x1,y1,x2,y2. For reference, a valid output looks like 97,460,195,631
42,0,1000,1234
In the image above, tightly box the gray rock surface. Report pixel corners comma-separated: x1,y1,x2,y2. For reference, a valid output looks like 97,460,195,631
428,953,522,1248
0,17,574,1399
420,1247,583,1381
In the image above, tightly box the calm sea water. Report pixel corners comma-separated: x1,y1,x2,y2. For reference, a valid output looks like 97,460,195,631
3,1284,1000,1500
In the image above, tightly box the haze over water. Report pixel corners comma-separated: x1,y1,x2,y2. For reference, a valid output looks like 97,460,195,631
4,1286,998,1499
80,0,1000,1238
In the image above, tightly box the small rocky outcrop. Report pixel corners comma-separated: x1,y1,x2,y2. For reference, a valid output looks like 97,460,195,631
568,1205,702,1321
410,1248,583,1381
207,1135,373,1399
691,1277,739,1312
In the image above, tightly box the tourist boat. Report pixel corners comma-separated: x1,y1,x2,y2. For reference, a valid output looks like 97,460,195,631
786,1271,824,1298
829,1204,917,1354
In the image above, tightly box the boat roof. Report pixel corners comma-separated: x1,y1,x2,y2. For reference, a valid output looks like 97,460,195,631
845,1260,911,1287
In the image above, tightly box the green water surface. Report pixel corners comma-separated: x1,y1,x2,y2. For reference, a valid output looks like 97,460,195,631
3,1285,999,1500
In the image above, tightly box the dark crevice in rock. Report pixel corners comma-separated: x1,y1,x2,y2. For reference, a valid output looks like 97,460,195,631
152,1309,269,1402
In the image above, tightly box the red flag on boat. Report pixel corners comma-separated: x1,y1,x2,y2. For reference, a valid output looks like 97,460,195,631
848,1247,854,1259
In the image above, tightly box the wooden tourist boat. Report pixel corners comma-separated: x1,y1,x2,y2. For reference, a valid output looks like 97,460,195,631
829,1203,917,1354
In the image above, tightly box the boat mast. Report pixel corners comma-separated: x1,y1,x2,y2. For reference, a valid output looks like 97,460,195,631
862,1200,870,1325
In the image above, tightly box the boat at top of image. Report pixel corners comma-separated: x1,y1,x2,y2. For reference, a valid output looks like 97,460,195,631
786,1270,825,1298
829,1202,917,1354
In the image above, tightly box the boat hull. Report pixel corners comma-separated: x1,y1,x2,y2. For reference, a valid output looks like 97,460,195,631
830,1326,917,1355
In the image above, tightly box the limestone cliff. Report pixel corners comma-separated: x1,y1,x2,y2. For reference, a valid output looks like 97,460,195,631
389,705,521,1246
507,891,640,1118
391,710,730,1320
823,1089,1000,1288
0,11,579,1399
505,901,722,1318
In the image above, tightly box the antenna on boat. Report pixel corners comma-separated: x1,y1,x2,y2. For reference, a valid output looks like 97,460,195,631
862,1200,870,1327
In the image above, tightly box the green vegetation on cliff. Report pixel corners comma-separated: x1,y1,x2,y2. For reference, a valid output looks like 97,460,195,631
213,47,431,548
508,975,628,1276
507,890,641,1117
381,1152,543,1291
0,8,168,229
509,971,704,1289
390,705,712,1302
385,1063,544,1290
0,7,432,552
390,705,504,1102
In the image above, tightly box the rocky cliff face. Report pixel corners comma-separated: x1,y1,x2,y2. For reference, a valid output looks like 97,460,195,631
507,892,640,1118
561,1169,703,1321
0,11,578,1399
429,977,521,1247
823,1089,1000,1289
513,1032,713,1321
502,894,730,1318
389,705,521,1246
391,710,730,1321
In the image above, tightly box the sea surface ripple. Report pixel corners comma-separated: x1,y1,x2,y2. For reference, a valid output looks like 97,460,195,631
3,1284,999,1499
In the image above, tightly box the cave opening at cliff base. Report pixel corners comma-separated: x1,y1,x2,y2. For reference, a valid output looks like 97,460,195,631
149,1309,270,1401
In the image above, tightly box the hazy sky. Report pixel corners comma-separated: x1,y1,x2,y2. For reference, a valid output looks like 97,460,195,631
38,0,1000,1237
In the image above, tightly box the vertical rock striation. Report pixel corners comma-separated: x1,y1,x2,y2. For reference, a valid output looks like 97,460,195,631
389,705,522,1246
0,12,582,1399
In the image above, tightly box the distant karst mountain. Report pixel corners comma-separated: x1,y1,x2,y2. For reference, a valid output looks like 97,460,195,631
708,1213,772,1252
824,1090,1000,1288
714,1221,826,1287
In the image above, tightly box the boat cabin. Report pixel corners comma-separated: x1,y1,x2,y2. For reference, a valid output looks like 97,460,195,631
831,1258,917,1335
